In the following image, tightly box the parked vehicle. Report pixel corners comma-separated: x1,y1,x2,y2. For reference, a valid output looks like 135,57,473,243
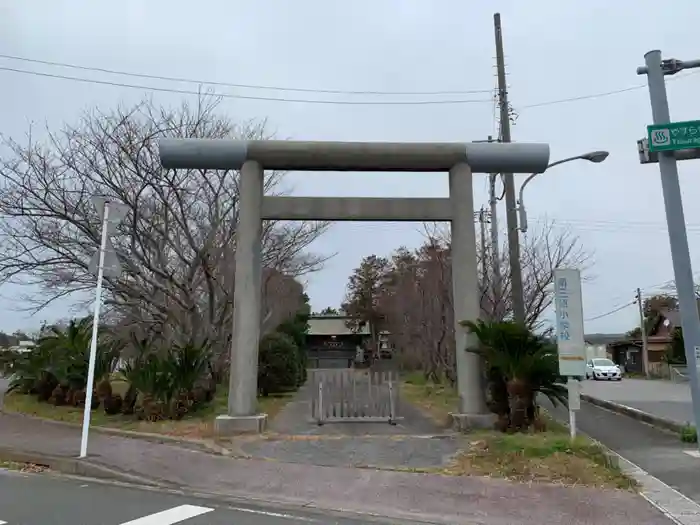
585,358,622,381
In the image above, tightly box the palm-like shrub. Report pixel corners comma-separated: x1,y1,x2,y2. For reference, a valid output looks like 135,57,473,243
118,338,215,420
461,319,567,432
41,318,120,405
8,317,121,407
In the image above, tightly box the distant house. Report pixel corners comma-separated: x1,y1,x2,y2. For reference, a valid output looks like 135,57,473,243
584,334,623,359
307,315,369,369
7,340,35,354
306,315,392,369
607,307,683,376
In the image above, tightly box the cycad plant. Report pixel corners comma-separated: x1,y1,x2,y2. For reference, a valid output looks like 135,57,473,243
11,317,120,406
461,319,567,432
118,337,215,420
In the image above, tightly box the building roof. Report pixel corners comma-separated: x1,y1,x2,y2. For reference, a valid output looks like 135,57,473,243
584,333,627,345
307,315,370,336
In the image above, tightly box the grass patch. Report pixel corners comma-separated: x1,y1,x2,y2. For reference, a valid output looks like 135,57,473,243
400,372,459,427
400,374,634,489
680,424,697,443
444,431,635,489
3,389,294,439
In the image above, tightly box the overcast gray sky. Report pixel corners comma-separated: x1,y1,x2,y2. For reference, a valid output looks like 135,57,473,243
1,0,699,335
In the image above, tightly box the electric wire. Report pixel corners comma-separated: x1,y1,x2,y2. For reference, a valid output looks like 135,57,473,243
0,53,495,96
0,53,697,108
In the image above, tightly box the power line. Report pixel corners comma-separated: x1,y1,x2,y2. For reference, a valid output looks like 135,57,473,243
585,275,695,322
0,53,494,96
519,70,699,111
521,86,645,110
528,216,700,236
0,66,494,106
585,301,635,321
1,53,697,109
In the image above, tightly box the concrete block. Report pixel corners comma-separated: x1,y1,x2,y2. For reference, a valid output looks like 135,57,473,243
449,412,497,433
214,414,267,436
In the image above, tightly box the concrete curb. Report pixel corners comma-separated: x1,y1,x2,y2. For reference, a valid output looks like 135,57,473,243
0,445,166,487
0,410,230,455
581,394,686,434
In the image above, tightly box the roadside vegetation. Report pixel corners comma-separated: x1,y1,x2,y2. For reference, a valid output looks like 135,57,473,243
0,96,326,438
680,424,697,443
0,309,309,438
0,457,48,473
401,320,634,489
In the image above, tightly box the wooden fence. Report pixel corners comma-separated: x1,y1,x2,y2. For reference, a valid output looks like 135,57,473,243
309,368,401,424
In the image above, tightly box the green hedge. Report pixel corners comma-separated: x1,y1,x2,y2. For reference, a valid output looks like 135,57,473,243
258,332,301,396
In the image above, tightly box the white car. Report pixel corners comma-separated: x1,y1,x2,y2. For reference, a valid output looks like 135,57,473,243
585,358,622,381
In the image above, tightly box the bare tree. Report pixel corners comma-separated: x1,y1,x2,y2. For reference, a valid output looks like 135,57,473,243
0,95,330,353
367,221,591,382
261,268,306,335
426,221,591,328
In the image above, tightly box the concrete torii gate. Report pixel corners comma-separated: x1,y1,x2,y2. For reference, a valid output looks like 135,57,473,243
159,139,550,434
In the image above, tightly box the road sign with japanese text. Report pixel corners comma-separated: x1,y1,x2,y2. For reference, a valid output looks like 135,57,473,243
648,120,700,152
554,268,586,377
88,197,129,278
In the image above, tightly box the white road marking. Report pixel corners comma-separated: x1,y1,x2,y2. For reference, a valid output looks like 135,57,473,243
118,505,214,525
683,450,700,458
0,520,7,524
227,506,319,521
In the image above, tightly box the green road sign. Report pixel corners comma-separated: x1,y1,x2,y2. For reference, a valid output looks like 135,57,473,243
648,120,700,152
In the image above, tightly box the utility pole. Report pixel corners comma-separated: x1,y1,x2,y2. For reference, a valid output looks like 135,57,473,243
487,135,502,315
494,12,525,323
635,288,650,377
478,207,489,292
638,50,700,452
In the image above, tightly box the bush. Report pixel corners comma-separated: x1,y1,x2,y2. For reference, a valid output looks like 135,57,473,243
5,319,218,422
258,331,300,396
462,319,568,433
680,424,697,443
7,317,121,405
276,311,310,386
119,338,216,420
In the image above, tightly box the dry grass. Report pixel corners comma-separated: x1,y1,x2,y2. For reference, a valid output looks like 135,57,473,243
400,373,459,427
444,431,635,490
400,373,635,489
3,389,294,440
0,458,49,473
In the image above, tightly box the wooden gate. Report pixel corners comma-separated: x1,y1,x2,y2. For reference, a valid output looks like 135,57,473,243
309,369,401,425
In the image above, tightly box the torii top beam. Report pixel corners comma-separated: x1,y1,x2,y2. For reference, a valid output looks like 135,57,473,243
159,139,550,174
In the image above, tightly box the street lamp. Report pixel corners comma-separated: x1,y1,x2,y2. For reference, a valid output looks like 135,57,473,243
517,151,609,233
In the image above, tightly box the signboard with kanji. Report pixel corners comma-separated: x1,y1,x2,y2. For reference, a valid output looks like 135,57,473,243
554,268,586,377
648,120,700,152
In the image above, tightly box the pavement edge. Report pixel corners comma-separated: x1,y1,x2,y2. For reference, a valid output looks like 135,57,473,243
0,445,166,488
581,394,685,433
610,451,700,525
0,409,231,455
573,399,700,525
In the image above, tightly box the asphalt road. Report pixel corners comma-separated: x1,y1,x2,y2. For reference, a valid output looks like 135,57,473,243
544,396,700,503
583,379,693,426
0,468,406,525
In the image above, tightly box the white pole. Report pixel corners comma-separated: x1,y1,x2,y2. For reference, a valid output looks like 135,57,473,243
566,377,580,442
569,409,576,440
79,203,110,459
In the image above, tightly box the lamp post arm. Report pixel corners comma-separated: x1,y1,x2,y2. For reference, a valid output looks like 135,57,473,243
518,172,539,208
518,155,586,205
516,155,590,233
